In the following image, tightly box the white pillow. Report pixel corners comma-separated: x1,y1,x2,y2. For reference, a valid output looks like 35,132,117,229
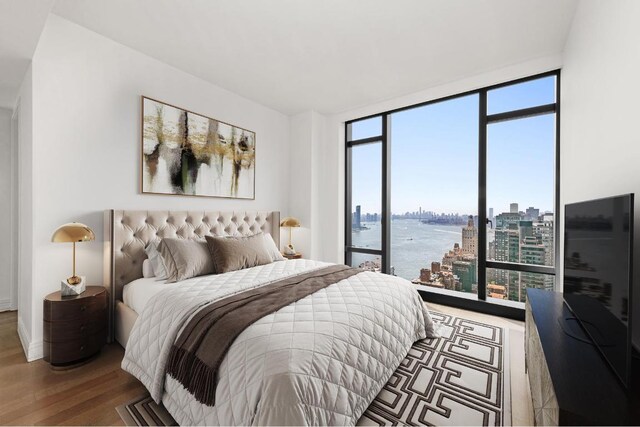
144,241,168,280
263,233,285,262
142,259,155,278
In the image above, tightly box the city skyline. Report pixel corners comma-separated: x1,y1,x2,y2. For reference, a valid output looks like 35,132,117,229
352,201,554,303
351,203,553,220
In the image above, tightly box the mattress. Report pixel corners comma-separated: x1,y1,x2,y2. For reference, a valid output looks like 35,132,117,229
122,277,173,314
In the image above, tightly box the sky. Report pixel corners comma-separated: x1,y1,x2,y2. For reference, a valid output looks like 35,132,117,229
351,75,556,216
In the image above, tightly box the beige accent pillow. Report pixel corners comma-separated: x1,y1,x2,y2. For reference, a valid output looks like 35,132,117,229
263,233,285,262
205,234,273,274
158,238,215,283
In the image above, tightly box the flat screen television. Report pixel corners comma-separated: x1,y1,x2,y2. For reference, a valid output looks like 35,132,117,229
564,194,634,388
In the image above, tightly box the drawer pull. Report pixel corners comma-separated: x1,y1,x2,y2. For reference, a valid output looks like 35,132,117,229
80,345,85,352
80,325,85,332
80,305,86,312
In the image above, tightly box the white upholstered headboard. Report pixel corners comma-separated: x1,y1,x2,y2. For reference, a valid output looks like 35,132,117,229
103,210,280,338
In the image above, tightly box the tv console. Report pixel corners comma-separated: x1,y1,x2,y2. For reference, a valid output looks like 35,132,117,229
525,288,640,425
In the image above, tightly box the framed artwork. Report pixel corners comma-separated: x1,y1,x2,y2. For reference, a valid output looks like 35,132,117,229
141,96,255,199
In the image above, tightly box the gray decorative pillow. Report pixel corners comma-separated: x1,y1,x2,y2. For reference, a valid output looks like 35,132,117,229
158,238,215,283
205,234,273,274
144,241,168,280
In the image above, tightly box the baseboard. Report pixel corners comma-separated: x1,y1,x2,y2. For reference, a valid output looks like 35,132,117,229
17,316,43,362
0,298,12,312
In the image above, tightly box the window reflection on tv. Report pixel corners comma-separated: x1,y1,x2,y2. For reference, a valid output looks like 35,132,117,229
564,194,633,388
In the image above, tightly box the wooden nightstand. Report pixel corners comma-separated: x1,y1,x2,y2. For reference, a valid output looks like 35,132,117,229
282,252,302,259
43,286,108,367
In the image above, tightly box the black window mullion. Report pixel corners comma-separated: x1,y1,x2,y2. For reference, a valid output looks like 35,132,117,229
554,71,562,272
486,103,556,124
345,123,352,266
478,90,488,301
348,135,383,146
346,247,383,256
382,114,391,274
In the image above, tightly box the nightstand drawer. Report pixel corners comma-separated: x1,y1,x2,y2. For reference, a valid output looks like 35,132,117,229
44,292,107,322
44,331,106,365
44,317,106,343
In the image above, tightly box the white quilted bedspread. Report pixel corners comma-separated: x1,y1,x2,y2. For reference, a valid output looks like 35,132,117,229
122,259,436,426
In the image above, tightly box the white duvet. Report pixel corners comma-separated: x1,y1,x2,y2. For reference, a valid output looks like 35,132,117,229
122,259,436,426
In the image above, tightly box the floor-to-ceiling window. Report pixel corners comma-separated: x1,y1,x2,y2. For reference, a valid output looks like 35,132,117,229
345,71,559,312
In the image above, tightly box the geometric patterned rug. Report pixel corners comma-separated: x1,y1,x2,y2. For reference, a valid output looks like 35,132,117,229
116,312,510,426
358,311,511,426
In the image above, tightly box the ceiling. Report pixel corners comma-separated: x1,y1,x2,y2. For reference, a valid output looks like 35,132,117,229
1,0,578,114
0,0,53,110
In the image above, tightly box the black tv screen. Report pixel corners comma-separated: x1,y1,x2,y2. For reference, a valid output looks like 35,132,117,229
564,194,634,387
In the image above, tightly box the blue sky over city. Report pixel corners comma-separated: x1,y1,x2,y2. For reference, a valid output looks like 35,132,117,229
351,75,556,216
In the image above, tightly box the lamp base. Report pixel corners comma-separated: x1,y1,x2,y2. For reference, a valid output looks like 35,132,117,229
284,244,296,255
61,276,86,297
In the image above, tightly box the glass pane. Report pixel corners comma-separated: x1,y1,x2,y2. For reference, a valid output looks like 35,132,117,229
351,142,381,250
349,117,382,140
390,94,479,297
488,75,556,114
487,114,555,268
350,252,382,272
487,268,555,303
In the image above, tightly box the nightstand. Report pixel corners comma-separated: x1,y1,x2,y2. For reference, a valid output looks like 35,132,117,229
282,252,302,259
43,286,107,367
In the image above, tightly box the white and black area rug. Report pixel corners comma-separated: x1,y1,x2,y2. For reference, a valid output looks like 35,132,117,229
117,312,510,426
358,311,511,426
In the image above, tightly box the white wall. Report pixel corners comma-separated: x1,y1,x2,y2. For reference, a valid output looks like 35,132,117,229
561,0,640,344
316,54,564,264
21,15,291,360
288,111,325,259
17,65,35,359
0,108,12,311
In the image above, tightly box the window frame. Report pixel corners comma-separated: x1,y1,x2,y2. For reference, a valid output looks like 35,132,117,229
344,70,560,319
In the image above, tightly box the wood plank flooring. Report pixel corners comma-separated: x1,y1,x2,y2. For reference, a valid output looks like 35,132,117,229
0,304,533,426
0,311,145,426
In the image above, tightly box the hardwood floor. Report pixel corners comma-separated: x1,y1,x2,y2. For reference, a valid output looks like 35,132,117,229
0,311,145,426
0,304,533,426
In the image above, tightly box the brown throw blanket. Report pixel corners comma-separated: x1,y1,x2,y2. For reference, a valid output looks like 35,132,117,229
166,264,362,406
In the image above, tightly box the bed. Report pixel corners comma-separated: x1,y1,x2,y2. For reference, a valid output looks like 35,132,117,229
105,210,436,425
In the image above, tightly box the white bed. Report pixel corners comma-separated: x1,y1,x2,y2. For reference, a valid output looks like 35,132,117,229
122,259,435,425
105,210,436,425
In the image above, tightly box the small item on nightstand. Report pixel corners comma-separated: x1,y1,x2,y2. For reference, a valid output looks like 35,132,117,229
282,252,302,260
51,222,95,296
61,276,86,296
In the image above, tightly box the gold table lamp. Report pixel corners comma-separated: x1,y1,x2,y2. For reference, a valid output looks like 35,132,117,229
280,217,301,255
52,222,95,295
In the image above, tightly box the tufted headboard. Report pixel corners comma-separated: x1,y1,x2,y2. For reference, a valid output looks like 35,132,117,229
103,210,280,336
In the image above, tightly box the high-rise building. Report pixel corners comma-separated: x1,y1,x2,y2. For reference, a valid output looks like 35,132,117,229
510,203,519,214
452,258,476,293
525,207,540,221
461,215,478,255
353,205,361,229
489,207,494,222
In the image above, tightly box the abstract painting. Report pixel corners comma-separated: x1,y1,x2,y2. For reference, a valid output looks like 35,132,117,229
141,97,255,199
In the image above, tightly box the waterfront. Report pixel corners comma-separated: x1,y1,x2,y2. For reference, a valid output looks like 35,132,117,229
351,219,464,280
